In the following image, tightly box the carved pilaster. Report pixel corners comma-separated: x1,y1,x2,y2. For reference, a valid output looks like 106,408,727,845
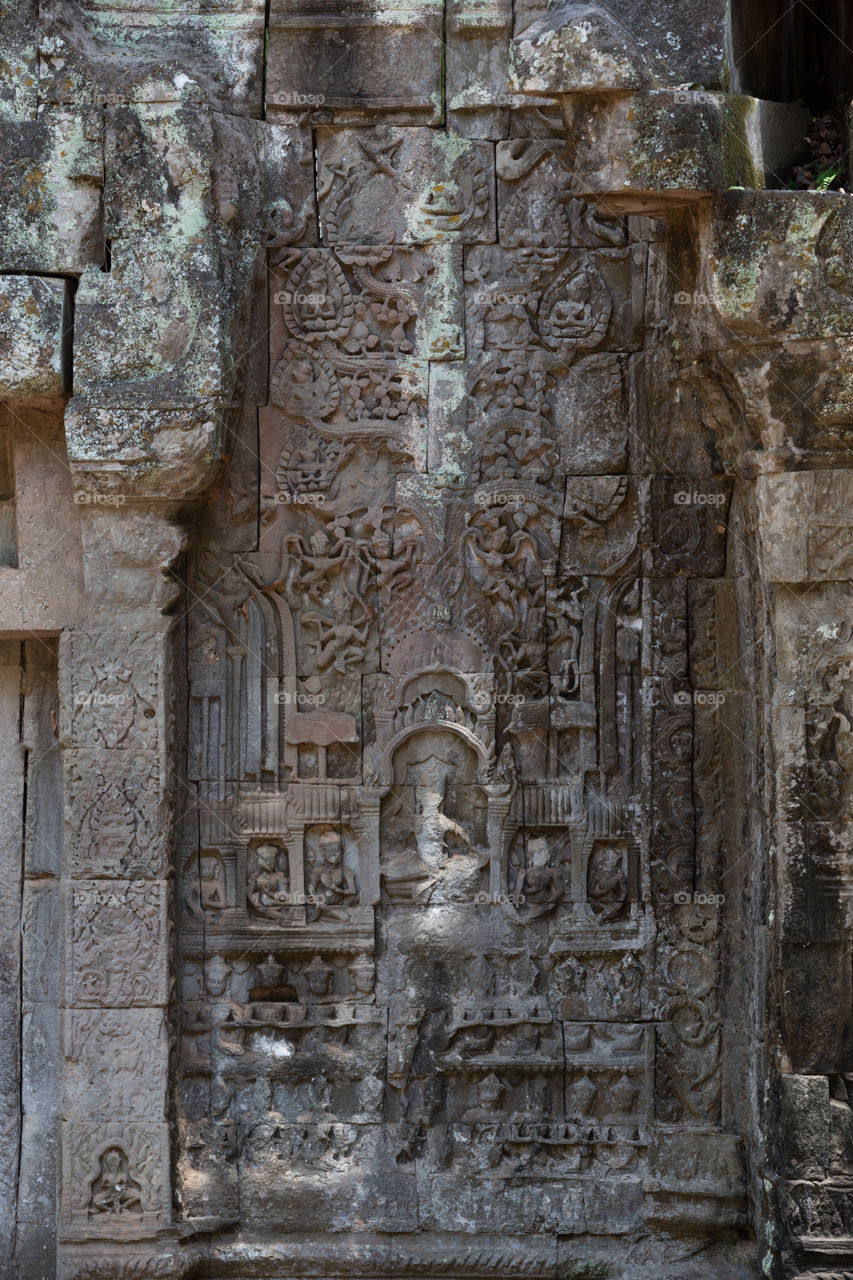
57,509,192,1279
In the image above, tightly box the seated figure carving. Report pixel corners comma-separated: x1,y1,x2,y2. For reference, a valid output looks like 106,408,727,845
88,1147,143,1218
183,853,226,921
515,840,565,919
247,843,291,920
306,827,359,921
587,846,628,921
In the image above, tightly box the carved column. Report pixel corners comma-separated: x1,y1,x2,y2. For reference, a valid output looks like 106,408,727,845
0,271,84,1277
680,190,853,1275
57,506,195,1278
0,639,25,1276
49,87,268,1279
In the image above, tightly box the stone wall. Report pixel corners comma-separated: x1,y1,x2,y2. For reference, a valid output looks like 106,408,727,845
0,4,851,1280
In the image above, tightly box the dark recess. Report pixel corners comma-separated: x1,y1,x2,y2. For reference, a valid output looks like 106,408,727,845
733,0,853,104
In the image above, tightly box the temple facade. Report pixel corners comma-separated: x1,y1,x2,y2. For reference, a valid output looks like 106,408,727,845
1,4,852,1278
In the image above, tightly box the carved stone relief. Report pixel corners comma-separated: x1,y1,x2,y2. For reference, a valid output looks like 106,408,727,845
175,101,743,1273
1,5,848,1279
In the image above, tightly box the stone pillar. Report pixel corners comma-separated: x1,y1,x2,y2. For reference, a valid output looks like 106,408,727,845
0,270,84,1278
757,474,853,1274
0,641,25,1276
685,190,853,1275
42,82,270,1280
56,506,201,1279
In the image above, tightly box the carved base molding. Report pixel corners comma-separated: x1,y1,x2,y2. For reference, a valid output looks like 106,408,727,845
206,1229,757,1279
59,1239,206,1280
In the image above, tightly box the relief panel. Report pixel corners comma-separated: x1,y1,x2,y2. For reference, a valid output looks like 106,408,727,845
174,108,740,1270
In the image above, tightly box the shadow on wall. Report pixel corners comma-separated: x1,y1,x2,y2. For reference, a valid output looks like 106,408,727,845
733,0,853,104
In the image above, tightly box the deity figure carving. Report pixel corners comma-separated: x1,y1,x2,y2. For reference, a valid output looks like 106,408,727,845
587,846,629,921
166,51,752,1269
247,844,291,920
513,839,565,919
183,853,226,921
371,528,418,593
408,754,487,901
462,1073,506,1123
305,826,359,921
301,955,336,1003
540,263,611,353
348,953,374,998
204,956,245,1058
88,1148,143,1218
304,594,371,673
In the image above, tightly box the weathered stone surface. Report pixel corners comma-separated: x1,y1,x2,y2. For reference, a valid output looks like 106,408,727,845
59,1118,172,1231
39,0,266,114
266,0,444,125
0,109,103,273
757,471,853,582
779,1075,830,1180
171,65,752,1266
0,642,23,1276
446,0,513,137
0,276,69,398
0,0,37,117
66,104,272,498
60,628,166,752
317,127,497,243
711,192,853,340
0,7,850,1280
509,1,730,94
0,406,85,633
560,93,811,212
67,880,169,1008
